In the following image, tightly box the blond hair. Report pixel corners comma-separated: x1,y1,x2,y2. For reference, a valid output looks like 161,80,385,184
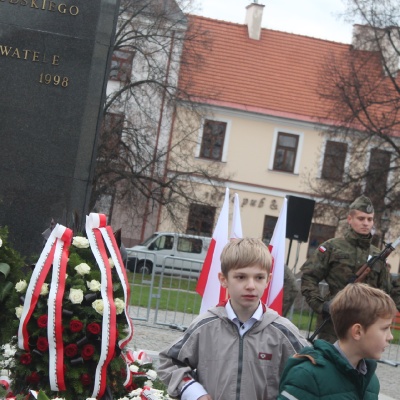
330,283,397,339
220,238,272,276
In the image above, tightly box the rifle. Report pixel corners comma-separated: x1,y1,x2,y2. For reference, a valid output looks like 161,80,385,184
307,235,400,343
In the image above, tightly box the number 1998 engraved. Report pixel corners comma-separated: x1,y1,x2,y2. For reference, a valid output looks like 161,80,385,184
39,73,69,88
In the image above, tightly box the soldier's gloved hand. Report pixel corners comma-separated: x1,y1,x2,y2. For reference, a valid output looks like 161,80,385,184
322,301,331,318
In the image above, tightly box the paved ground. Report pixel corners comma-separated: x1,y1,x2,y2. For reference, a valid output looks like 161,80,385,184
128,314,399,400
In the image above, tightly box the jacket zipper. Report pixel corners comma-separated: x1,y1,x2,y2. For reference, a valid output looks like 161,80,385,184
236,334,244,400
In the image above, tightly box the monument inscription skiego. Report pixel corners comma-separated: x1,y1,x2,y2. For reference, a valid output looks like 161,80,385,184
0,0,120,255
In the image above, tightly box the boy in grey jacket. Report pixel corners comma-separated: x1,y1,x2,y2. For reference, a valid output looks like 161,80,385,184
158,238,309,400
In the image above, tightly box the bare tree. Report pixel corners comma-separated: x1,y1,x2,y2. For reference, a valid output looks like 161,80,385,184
90,0,227,243
306,0,400,231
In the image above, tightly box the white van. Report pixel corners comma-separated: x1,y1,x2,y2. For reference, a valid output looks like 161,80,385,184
126,232,211,277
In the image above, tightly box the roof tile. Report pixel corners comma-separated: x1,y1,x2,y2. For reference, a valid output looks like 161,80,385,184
179,15,353,121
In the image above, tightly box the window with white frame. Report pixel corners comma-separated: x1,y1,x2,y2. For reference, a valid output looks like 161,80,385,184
199,119,227,161
272,132,299,173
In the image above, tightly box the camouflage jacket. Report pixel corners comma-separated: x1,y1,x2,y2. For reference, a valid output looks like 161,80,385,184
301,229,393,314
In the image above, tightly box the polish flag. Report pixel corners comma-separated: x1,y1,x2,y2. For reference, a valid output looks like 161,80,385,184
230,193,243,239
262,197,287,315
196,188,230,314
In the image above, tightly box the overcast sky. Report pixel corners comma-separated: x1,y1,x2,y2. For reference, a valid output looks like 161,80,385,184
193,0,353,44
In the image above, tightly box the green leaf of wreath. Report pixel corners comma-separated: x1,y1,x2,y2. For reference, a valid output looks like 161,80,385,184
0,262,10,278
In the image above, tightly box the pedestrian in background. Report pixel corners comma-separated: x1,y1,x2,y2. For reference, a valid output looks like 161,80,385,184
283,264,298,317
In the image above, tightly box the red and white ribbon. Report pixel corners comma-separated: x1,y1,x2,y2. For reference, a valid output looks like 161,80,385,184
0,375,10,390
18,224,72,391
133,350,153,365
101,224,134,349
99,218,134,387
47,225,71,391
86,213,117,398
87,213,134,389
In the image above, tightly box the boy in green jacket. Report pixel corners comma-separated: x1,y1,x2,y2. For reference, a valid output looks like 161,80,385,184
278,283,397,400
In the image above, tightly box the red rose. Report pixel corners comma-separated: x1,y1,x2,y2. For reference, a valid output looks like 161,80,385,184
81,344,95,360
126,382,138,391
20,352,32,365
87,322,101,335
37,315,48,328
26,371,41,384
80,373,92,386
70,319,83,333
36,336,49,352
64,344,78,358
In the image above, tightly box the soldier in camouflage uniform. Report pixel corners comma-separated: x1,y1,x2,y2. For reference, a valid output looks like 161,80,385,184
300,195,396,343
283,264,299,317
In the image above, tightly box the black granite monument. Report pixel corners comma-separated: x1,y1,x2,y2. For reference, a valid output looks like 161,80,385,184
0,0,120,255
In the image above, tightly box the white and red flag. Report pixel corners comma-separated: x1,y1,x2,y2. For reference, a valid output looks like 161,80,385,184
230,193,243,239
262,197,287,315
196,188,230,314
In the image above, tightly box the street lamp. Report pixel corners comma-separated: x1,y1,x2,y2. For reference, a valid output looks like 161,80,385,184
381,209,391,249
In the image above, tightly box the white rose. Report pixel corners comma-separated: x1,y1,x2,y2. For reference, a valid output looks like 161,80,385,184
144,380,153,387
87,279,101,292
114,298,125,315
72,236,90,248
69,288,84,304
92,299,104,315
15,280,27,293
146,369,157,381
4,344,16,358
129,364,139,373
15,306,23,319
108,257,115,268
40,283,49,296
0,237,2,247
75,263,91,275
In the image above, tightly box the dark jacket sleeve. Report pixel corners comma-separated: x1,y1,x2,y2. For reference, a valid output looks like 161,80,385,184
300,243,332,314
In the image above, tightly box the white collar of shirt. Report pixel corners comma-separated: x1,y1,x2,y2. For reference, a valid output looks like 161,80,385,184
225,300,263,336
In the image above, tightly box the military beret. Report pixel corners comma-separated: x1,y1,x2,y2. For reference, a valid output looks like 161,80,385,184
349,195,374,214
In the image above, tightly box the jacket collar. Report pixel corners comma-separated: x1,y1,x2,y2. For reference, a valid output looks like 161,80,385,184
345,228,372,250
